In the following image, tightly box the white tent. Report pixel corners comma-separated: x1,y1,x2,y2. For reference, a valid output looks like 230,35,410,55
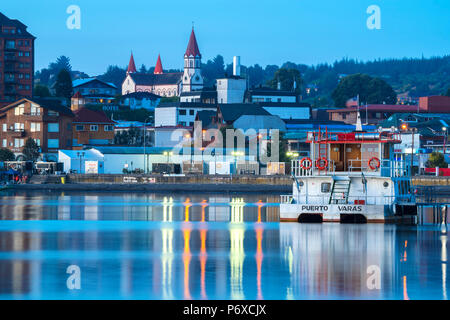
58,149,105,174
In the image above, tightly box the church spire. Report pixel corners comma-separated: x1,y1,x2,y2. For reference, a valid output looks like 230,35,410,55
154,54,163,74
184,27,201,58
127,52,137,74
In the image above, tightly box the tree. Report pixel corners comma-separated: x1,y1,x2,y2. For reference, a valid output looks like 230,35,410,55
0,148,15,161
98,65,126,89
22,138,41,162
49,55,72,73
267,68,302,94
446,87,450,97
426,152,448,169
331,73,397,107
54,69,73,100
34,84,51,97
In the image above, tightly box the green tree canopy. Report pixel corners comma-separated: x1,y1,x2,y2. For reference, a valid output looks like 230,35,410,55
331,73,397,107
267,68,302,94
54,69,73,100
34,84,51,98
0,148,15,161
426,152,448,168
22,138,41,162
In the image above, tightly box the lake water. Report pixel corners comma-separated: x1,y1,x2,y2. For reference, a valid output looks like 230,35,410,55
0,191,448,300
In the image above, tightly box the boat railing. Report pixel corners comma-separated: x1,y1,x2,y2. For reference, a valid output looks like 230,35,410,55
291,159,335,177
292,159,410,177
280,194,412,206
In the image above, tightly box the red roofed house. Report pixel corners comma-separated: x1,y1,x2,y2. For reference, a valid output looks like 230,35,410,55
328,104,420,125
121,27,204,97
72,107,115,149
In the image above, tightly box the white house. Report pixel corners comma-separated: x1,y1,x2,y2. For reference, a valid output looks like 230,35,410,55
120,92,161,111
155,102,216,127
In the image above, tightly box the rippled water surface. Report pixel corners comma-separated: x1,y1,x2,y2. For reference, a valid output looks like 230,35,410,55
0,191,448,300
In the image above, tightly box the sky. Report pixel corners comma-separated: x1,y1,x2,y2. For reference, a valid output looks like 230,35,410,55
1,0,450,75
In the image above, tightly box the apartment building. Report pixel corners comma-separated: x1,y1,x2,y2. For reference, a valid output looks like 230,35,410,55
0,98,73,160
0,12,35,107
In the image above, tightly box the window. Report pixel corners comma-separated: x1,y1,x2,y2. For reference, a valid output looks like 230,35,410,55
24,52,30,57
30,122,41,132
14,104,25,115
104,125,114,132
48,123,59,132
2,139,7,148
48,110,59,116
47,139,59,148
76,125,84,131
321,183,331,193
90,125,98,131
34,139,40,147
179,109,187,115
14,139,24,148
14,123,24,131
2,124,6,132
189,110,195,115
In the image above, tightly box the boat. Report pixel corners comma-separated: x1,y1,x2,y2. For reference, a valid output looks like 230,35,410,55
280,124,417,223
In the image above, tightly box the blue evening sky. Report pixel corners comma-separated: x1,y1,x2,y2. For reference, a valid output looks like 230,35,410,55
1,0,449,75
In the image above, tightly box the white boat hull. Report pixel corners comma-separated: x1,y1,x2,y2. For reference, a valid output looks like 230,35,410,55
280,203,394,223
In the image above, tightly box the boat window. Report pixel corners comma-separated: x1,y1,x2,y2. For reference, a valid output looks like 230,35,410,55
321,183,331,193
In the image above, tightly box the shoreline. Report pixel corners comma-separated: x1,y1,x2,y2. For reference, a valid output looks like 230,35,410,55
5,183,291,193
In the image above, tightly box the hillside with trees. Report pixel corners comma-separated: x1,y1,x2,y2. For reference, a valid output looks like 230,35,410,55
35,54,450,108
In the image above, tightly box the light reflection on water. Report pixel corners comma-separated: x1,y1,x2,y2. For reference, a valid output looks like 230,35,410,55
0,191,448,300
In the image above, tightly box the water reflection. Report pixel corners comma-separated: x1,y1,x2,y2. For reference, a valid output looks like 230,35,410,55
0,191,280,222
0,192,448,300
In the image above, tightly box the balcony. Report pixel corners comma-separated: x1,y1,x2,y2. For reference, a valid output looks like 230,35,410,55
7,129,26,137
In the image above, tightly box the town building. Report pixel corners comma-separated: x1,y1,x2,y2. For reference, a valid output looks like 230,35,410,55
0,12,35,107
419,95,450,113
0,98,73,160
121,28,204,97
120,92,161,110
180,90,216,104
71,107,115,148
244,87,298,103
71,78,117,105
328,104,420,125
155,102,216,127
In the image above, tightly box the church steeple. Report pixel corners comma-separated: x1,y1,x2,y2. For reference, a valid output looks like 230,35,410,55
154,54,163,74
182,27,203,92
127,52,137,74
185,27,201,58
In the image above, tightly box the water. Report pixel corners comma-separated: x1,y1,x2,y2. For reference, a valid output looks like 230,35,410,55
0,191,448,300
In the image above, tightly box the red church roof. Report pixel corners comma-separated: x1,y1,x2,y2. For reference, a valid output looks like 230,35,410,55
185,28,201,58
127,52,137,74
154,54,163,74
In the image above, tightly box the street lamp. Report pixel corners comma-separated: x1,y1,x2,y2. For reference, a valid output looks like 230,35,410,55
76,151,85,174
443,127,448,154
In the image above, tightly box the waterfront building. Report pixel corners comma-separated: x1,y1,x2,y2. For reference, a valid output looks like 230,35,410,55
58,149,105,174
0,12,35,107
72,78,117,101
244,86,299,104
121,28,204,97
0,97,73,160
71,107,115,148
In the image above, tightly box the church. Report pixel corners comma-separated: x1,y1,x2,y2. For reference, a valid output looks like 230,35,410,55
121,28,204,97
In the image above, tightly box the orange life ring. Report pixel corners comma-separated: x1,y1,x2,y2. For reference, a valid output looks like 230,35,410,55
315,157,328,171
368,157,381,170
300,157,312,170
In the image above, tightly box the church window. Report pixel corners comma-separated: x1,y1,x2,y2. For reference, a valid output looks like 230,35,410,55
184,76,188,81
190,60,193,68
195,76,200,81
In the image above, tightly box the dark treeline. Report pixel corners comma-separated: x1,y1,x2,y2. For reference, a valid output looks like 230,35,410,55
35,55,450,107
